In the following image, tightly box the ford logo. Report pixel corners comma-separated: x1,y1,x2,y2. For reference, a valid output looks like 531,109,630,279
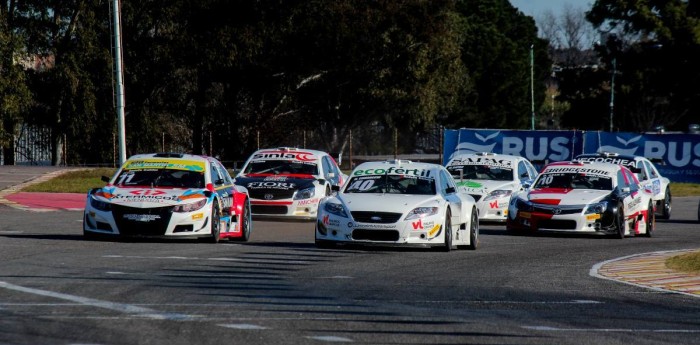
264,194,274,200
371,216,382,221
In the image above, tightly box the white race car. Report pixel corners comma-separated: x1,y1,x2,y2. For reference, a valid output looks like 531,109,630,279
235,147,346,220
576,151,672,219
506,160,655,238
83,153,252,242
445,152,538,223
315,160,479,251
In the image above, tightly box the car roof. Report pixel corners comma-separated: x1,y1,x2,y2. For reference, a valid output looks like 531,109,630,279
126,152,211,163
351,160,441,176
541,161,622,177
575,152,640,168
446,152,524,166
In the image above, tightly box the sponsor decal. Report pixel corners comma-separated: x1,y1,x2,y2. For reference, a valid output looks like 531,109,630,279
352,167,433,178
112,190,179,202
297,198,319,205
577,156,635,168
192,213,204,220
252,151,316,162
95,189,115,199
412,219,424,230
355,223,397,229
545,167,612,177
264,176,288,181
489,200,499,209
456,181,483,188
586,214,601,221
428,224,440,237
519,211,532,219
123,159,205,172
322,214,340,227
123,214,161,222
247,181,296,189
449,157,514,168
130,190,165,196
627,196,642,209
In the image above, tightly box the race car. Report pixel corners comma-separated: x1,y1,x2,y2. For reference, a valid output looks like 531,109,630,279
575,151,672,219
83,153,252,242
234,147,346,220
506,160,655,238
445,152,538,223
315,160,479,251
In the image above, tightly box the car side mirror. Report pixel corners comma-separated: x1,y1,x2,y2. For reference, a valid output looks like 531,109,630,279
101,176,110,183
317,179,326,185
215,178,225,186
445,187,456,194
331,185,340,192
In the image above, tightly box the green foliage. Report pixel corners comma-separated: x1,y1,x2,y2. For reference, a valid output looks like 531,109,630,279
21,168,116,193
665,251,700,274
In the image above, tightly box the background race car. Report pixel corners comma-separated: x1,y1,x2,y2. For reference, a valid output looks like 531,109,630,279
506,160,655,238
445,152,538,223
235,147,346,220
576,151,672,219
316,160,479,251
84,153,252,242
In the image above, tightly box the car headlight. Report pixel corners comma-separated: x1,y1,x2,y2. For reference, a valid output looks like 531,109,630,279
294,187,316,200
173,198,208,213
483,189,512,201
584,201,608,214
405,207,439,220
90,197,111,211
324,202,348,217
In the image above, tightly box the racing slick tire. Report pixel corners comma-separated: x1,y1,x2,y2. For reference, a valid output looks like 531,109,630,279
441,209,453,252
208,203,221,243
658,188,672,220
613,202,626,239
233,198,252,242
466,207,479,250
643,201,655,237
315,239,335,249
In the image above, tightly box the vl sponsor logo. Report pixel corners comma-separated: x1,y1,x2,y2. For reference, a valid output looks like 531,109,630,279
412,218,424,230
489,200,499,209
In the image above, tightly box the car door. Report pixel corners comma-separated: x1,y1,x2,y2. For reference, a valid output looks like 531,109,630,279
322,156,341,187
211,161,234,213
620,168,645,217
642,160,663,199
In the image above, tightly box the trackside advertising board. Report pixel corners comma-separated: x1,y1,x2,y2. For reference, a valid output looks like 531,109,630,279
444,129,700,183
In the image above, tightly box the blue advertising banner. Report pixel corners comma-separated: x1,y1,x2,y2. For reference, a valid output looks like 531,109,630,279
443,129,584,166
444,129,700,183
583,131,700,183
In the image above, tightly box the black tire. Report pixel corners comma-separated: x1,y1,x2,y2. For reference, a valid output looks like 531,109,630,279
315,240,335,249
643,201,654,237
235,198,252,242
442,209,453,252
659,188,672,219
466,207,479,250
614,202,626,239
209,203,221,243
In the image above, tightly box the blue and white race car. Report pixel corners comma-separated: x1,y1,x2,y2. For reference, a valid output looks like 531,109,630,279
83,153,252,242
445,152,538,223
315,160,478,251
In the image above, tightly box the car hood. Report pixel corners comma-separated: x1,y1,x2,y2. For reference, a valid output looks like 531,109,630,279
91,186,208,208
335,193,441,215
525,188,610,205
234,175,317,191
455,180,517,195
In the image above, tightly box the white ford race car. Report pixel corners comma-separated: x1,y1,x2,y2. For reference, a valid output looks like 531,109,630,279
235,147,346,220
506,161,655,238
445,152,538,223
575,151,672,219
83,153,252,242
315,160,478,251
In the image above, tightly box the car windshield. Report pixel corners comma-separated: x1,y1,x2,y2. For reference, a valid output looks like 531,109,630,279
344,175,436,195
534,173,613,190
447,164,513,181
243,160,318,175
113,169,205,188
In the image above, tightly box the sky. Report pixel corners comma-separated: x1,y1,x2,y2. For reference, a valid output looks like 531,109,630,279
510,0,594,20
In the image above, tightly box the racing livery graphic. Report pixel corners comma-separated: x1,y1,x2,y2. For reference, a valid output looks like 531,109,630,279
83,153,252,242
235,147,346,220
315,160,479,251
506,160,655,238
445,152,538,223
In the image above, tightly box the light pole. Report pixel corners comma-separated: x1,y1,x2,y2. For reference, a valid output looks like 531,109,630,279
530,44,535,130
112,0,126,165
609,57,616,132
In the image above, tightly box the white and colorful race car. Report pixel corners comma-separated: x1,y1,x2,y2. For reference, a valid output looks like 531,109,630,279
506,160,655,238
234,147,346,220
575,151,672,219
445,152,538,223
315,160,479,251
83,153,252,242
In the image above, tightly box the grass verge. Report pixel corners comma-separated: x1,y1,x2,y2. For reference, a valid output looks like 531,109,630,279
671,183,700,197
20,168,117,193
666,251,700,275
